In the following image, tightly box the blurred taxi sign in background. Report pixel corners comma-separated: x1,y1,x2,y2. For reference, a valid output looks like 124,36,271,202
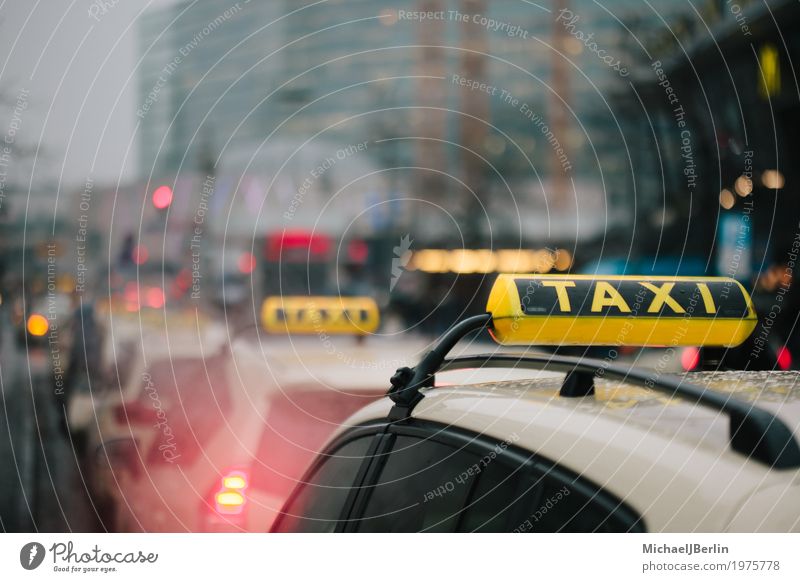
487,275,757,347
261,296,380,335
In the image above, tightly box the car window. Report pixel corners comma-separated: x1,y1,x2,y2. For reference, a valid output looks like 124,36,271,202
250,388,382,499
273,436,373,533
459,450,643,533
458,451,532,532
352,428,643,533
510,469,641,532
355,436,479,532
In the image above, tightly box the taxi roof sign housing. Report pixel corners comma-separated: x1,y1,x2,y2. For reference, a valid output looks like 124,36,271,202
261,296,379,335
385,275,800,468
487,274,757,347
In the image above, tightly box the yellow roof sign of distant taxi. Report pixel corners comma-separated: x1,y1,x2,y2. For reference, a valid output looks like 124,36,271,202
487,274,757,347
261,296,380,335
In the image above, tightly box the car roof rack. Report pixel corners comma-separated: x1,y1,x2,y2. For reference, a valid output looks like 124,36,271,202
387,314,800,469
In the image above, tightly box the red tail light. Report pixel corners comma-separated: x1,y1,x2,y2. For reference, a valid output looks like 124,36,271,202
681,347,700,371
213,470,248,515
777,346,792,371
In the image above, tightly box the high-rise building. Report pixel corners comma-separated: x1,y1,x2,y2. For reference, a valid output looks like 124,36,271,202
137,0,694,242
138,1,286,176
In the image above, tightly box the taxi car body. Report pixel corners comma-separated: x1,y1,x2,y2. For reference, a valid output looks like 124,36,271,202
272,275,800,532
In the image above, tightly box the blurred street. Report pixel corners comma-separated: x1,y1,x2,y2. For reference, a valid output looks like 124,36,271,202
0,320,100,532
1,0,799,534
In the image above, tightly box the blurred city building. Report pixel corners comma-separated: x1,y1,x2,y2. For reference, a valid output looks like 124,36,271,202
135,0,695,250
622,0,798,277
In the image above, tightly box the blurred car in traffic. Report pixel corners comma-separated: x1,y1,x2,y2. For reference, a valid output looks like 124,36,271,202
90,323,430,531
87,316,226,523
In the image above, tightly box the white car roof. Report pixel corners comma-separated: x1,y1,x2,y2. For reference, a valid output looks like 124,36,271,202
335,370,800,532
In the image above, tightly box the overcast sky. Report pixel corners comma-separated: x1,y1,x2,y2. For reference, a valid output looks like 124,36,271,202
0,0,177,189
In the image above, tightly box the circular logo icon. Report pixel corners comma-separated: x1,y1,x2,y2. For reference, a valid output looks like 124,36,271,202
20,542,46,570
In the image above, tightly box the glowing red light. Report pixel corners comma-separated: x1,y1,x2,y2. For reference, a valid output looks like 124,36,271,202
152,185,173,209
265,230,332,261
681,346,700,371
777,346,792,371
237,252,256,274
123,282,139,302
146,287,165,309
213,470,249,515
132,245,149,265
347,239,369,264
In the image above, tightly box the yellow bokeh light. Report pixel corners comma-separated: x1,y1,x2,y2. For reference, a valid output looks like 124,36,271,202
758,44,781,98
448,250,480,274
408,249,576,274
411,250,448,273
27,314,49,337
719,189,735,210
531,250,555,273
761,169,785,190
215,491,244,507
734,175,753,197
553,249,573,271
222,475,247,490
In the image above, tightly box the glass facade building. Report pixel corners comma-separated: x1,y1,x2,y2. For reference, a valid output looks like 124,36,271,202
137,1,695,243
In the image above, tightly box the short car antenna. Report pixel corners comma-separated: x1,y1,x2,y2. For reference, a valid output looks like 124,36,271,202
387,313,491,416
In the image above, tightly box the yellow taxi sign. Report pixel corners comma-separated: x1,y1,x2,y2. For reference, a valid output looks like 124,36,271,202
261,296,380,335
487,275,757,347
